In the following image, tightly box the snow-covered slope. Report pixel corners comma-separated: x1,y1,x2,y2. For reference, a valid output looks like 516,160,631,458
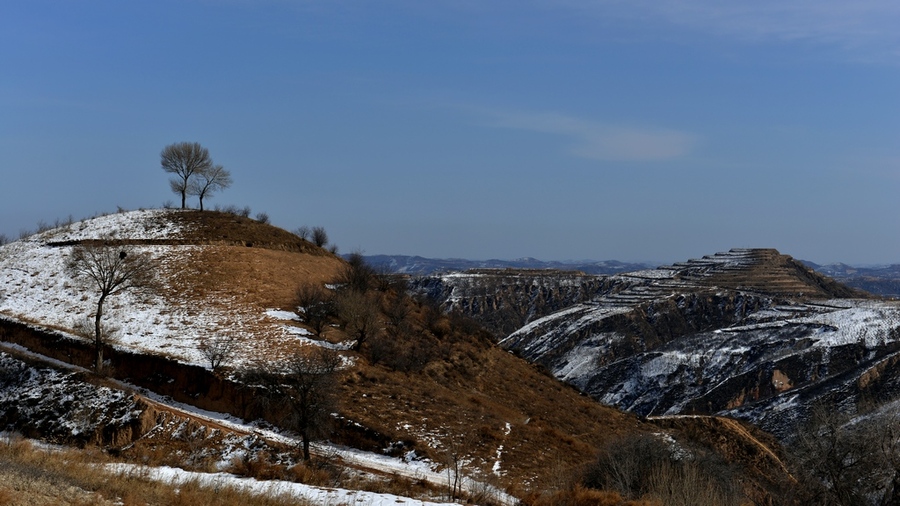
0,209,342,369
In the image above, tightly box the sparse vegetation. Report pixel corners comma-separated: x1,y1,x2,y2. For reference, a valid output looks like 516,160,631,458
5,207,869,505
215,204,253,218
582,433,744,506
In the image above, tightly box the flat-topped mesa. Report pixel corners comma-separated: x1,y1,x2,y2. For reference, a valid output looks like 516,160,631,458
668,248,863,299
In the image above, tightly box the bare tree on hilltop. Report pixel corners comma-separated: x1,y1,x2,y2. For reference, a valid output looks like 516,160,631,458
189,164,232,211
66,241,157,373
160,142,213,209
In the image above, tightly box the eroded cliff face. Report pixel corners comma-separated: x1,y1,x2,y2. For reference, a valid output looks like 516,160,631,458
411,270,617,337
430,249,899,439
0,353,156,448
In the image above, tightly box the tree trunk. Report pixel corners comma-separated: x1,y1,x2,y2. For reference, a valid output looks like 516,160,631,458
302,429,311,461
94,293,107,373
181,191,187,209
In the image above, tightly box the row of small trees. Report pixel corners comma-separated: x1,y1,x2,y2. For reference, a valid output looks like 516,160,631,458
161,142,232,210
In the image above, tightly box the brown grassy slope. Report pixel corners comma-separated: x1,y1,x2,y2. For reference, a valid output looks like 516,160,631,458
340,338,644,491
168,246,342,311
165,210,344,310
335,304,798,502
146,214,644,488
170,210,330,255
151,211,346,358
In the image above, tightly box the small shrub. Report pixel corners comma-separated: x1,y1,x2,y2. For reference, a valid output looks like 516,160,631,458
255,212,270,224
312,226,328,247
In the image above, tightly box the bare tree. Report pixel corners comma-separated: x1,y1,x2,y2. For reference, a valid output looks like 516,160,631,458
294,226,311,241
295,283,334,338
336,291,381,351
337,251,377,293
583,433,743,506
198,333,239,372
794,407,874,505
241,347,341,460
311,227,328,248
188,164,232,211
791,405,900,506
161,142,213,209
66,242,156,373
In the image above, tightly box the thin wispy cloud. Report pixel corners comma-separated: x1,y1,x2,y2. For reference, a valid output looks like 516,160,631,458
489,111,699,162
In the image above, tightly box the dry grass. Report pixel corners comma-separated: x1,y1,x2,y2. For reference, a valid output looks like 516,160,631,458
338,311,645,493
0,436,306,506
171,210,329,256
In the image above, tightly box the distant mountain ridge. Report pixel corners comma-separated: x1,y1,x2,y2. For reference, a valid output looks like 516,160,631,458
802,260,900,298
365,254,900,298
359,254,656,275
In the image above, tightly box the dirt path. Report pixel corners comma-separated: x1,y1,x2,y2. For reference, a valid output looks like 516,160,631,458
649,414,796,483
717,417,796,482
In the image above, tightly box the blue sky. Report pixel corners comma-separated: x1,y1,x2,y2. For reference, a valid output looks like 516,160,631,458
1,1,898,264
